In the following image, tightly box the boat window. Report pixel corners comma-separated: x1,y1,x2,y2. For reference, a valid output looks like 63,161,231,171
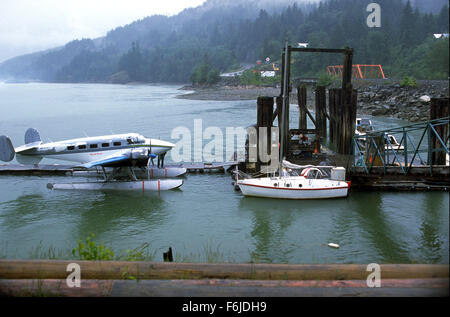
274,183,278,187
67,146,75,151
102,143,110,148
89,144,98,149
78,145,86,150
299,184,303,187
113,141,121,146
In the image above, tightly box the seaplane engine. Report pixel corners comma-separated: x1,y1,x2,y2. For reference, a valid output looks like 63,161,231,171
130,148,157,167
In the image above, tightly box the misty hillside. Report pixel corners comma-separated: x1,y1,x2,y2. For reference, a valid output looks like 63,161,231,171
0,0,448,83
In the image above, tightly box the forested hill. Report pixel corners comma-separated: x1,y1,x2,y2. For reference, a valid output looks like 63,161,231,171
0,0,448,83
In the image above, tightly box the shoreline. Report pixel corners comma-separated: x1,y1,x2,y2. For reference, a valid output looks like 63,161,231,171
177,80,449,122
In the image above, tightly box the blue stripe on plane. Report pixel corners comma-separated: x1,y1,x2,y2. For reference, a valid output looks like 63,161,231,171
81,155,129,169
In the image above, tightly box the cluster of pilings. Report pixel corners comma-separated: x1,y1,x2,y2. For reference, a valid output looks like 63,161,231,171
239,45,358,173
241,44,448,180
430,97,449,165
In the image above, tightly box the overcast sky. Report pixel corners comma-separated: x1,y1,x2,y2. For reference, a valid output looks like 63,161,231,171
0,0,207,63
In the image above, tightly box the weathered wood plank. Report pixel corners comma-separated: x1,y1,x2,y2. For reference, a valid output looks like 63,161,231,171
0,260,448,281
0,278,448,297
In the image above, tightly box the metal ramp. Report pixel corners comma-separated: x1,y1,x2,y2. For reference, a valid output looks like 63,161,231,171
352,117,449,175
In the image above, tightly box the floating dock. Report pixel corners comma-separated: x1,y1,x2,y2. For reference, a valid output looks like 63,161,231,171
349,165,449,191
0,162,238,177
0,164,73,176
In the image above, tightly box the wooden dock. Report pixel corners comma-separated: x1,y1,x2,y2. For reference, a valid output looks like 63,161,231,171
0,260,447,297
349,166,450,191
0,162,238,176
182,162,237,173
0,164,73,176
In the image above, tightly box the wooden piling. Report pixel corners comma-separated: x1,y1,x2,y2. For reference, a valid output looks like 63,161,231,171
276,96,289,160
297,85,307,130
315,86,327,138
329,88,343,151
429,98,449,165
328,88,357,154
257,96,274,169
341,88,357,155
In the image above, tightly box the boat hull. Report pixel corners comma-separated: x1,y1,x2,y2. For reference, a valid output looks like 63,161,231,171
48,179,183,191
237,177,349,199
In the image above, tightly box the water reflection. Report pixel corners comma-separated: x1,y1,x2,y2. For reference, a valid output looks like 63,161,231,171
0,189,175,255
351,192,411,263
239,197,297,263
72,191,169,242
419,193,447,263
0,194,48,229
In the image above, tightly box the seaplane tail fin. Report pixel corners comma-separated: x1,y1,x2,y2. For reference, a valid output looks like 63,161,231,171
0,135,15,162
24,128,41,144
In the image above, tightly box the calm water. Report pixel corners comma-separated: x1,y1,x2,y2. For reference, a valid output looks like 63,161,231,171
0,82,448,264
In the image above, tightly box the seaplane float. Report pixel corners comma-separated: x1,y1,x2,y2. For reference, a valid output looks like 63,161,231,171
0,128,185,191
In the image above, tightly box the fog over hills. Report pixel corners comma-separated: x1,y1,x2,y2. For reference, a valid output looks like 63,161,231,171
0,0,448,82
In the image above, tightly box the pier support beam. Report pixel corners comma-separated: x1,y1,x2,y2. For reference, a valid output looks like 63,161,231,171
297,85,307,130
257,96,275,170
315,86,327,139
429,98,449,165
328,88,357,154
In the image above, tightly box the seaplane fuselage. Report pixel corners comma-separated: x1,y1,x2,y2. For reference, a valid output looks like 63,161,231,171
1,129,174,168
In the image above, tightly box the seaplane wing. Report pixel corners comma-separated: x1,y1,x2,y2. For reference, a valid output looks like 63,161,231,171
76,152,130,169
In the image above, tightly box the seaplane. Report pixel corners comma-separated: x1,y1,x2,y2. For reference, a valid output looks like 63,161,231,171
0,128,184,191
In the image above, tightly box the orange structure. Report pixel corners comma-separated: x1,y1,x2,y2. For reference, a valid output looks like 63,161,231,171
327,64,386,79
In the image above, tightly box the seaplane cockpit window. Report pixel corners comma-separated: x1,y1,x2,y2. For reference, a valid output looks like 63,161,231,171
113,141,121,146
78,145,87,150
89,144,98,149
102,143,110,148
127,137,144,144
67,146,75,151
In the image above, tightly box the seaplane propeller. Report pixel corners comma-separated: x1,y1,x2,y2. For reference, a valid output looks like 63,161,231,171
129,147,157,166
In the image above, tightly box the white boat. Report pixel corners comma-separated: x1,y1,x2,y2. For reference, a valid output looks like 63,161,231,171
237,167,350,199
355,118,375,135
384,134,404,151
236,42,350,200
355,118,404,151
47,179,183,191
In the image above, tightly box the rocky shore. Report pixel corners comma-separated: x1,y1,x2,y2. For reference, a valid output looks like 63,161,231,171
178,80,448,122
356,81,448,122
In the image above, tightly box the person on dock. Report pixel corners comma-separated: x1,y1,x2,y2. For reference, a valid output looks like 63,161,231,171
158,152,166,168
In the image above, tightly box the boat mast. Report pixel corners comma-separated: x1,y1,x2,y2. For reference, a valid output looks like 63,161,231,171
279,41,290,177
